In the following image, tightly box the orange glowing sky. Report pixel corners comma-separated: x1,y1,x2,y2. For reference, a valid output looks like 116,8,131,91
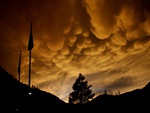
1,0,150,102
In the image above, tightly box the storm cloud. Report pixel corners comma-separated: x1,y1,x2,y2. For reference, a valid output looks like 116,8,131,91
0,0,150,102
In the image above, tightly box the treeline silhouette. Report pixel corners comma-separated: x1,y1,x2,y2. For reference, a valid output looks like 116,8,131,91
69,73,95,104
0,66,150,112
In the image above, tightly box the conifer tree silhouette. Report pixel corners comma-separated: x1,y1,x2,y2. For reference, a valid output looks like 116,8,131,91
68,73,95,104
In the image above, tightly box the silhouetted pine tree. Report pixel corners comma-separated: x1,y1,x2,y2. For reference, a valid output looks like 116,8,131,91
68,73,95,104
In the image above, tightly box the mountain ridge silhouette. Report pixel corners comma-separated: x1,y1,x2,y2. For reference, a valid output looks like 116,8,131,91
0,66,149,112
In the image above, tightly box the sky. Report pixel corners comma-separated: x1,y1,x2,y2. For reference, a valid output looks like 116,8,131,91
0,0,150,102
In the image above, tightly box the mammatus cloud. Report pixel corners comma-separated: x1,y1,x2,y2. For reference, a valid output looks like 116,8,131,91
0,0,150,102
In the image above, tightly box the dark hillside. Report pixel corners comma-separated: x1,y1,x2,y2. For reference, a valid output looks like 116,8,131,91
0,66,150,113
87,82,150,112
0,66,66,112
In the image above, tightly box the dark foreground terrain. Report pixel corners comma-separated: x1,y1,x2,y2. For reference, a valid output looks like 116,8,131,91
0,66,149,113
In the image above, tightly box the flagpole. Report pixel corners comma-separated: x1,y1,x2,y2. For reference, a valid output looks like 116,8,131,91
18,50,21,82
28,22,34,87
28,50,31,87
